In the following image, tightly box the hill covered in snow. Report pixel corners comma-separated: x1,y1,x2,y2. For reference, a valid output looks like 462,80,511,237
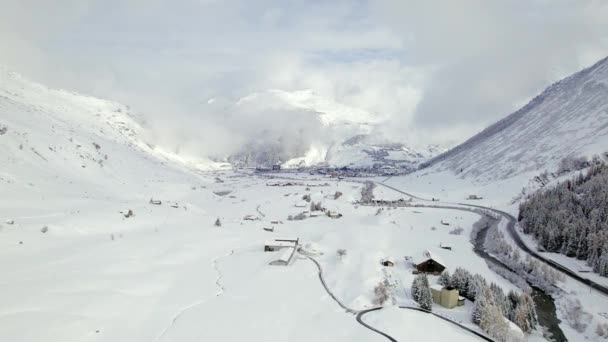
422,56,608,183
0,67,227,194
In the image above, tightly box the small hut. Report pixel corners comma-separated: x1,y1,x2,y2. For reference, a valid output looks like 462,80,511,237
381,257,395,267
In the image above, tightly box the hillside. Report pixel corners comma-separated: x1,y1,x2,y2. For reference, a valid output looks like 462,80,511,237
0,68,225,198
423,56,608,183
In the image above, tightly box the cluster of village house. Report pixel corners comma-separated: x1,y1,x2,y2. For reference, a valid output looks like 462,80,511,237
263,239,464,310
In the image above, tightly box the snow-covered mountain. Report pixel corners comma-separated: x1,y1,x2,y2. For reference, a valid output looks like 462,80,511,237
0,67,227,194
229,89,439,169
423,56,608,183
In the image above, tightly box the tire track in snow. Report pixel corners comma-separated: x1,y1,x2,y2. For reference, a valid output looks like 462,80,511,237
154,249,234,342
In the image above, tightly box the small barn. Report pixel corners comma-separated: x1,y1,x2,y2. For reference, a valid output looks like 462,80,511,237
414,251,446,274
264,238,299,252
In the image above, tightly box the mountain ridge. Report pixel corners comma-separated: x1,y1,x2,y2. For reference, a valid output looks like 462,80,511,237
421,55,608,183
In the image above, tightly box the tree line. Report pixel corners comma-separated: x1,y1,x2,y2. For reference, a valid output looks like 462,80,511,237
519,163,608,276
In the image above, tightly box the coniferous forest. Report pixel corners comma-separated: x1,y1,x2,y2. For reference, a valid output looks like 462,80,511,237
519,163,608,276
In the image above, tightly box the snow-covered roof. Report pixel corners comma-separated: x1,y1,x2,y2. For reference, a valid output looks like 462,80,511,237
276,247,295,263
414,250,446,267
431,284,444,291
265,240,297,248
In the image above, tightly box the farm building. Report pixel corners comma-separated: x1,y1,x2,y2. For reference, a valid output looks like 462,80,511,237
264,238,299,252
430,285,462,309
414,251,446,274
269,247,296,266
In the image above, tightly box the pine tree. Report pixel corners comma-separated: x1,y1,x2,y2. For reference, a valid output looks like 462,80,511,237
214,218,221,227
472,285,492,325
412,274,433,311
468,274,488,301
411,276,421,303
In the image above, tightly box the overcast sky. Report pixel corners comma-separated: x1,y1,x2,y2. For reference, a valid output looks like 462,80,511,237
2,0,608,156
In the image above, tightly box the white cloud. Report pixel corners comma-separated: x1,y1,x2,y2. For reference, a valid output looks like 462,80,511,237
1,0,607,156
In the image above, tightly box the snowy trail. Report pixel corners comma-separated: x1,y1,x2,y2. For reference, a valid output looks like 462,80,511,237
302,254,357,314
153,249,235,342
255,204,266,218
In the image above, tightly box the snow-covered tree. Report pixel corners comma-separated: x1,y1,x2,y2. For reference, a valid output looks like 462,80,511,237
472,285,492,324
513,304,532,334
438,271,451,287
480,303,509,342
412,274,433,311
519,163,608,277
373,279,391,306
451,267,472,298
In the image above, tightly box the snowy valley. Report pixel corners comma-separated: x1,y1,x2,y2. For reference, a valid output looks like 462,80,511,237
2,53,608,342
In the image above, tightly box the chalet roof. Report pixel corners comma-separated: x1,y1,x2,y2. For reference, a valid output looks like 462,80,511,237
414,250,446,267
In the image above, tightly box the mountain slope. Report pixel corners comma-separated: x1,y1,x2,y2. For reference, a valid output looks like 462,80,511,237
423,56,608,183
0,68,225,197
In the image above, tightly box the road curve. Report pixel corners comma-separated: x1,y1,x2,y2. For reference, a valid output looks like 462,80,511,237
357,307,494,342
